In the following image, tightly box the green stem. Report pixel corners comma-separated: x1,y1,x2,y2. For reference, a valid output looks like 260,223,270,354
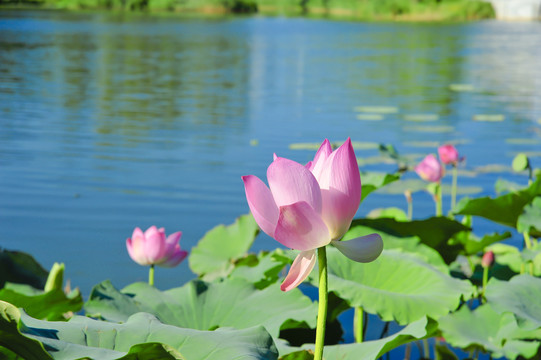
314,247,328,360
423,339,430,359
435,183,442,217
407,199,413,221
524,232,533,250
149,264,155,287
481,266,489,302
451,164,458,214
354,306,363,343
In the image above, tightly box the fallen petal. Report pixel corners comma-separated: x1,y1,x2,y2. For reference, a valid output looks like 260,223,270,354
281,249,317,292
331,233,383,263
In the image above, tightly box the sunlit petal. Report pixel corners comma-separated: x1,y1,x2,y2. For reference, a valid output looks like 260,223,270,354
268,157,322,213
274,201,331,251
242,175,279,237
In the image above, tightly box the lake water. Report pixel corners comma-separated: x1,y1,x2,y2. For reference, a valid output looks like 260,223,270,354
1,10,541,295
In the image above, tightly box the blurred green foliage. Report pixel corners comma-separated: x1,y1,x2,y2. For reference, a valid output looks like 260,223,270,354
0,0,494,21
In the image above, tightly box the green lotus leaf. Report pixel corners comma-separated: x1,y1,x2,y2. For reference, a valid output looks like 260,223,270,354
310,248,472,325
229,249,290,289
455,231,512,256
455,174,541,228
21,310,277,360
0,284,83,321
403,114,439,122
360,172,401,202
0,301,51,360
354,106,399,114
485,275,541,330
517,196,541,236
85,277,316,339
356,114,384,121
472,114,504,122
402,125,454,133
277,316,436,360
495,178,525,194
350,217,469,264
438,304,541,359
189,214,259,281
0,248,48,289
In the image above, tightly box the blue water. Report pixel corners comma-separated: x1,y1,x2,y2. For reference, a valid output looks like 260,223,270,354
1,11,541,296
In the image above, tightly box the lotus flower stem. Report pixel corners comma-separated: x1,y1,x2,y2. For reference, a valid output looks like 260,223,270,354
435,183,442,217
451,165,458,213
524,232,533,250
314,246,328,360
481,267,489,302
148,264,155,287
423,339,430,358
354,306,363,343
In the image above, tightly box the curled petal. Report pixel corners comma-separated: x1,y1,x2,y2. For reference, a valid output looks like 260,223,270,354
331,233,383,263
280,250,317,292
274,201,331,251
267,157,322,213
242,175,279,237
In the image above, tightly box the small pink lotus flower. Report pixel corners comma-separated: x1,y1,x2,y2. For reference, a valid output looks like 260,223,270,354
242,138,383,292
482,251,495,268
438,144,460,165
126,226,188,267
415,154,444,183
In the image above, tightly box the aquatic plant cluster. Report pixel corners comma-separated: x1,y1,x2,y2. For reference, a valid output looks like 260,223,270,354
1,139,541,360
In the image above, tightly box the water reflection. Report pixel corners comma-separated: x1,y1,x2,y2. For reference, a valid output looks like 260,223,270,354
0,12,540,292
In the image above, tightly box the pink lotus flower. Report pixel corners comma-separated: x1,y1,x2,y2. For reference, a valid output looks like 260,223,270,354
242,138,383,292
126,226,188,267
438,144,460,165
415,154,444,183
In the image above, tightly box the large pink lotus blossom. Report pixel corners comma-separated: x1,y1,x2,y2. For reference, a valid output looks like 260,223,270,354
126,226,188,267
438,144,461,166
242,138,383,292
415,154,444,183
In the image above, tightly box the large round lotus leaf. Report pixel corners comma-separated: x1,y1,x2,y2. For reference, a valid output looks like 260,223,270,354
438,304,541,359
343,224,447,273
312,248,472,325
19,310,277,360
0,301,52,360
277,316,436,360
85,277,316,339
517,196,541,235
455,174,541,228
189,214,259,281
485,275,541,329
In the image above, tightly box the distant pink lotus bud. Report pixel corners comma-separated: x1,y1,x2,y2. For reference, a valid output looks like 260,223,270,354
438,144,460,165
482,251,495,268
415,154,444,183
242,138,383,291
126,226,187,267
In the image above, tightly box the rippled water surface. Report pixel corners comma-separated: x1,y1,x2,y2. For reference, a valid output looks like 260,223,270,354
1,10,541,293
